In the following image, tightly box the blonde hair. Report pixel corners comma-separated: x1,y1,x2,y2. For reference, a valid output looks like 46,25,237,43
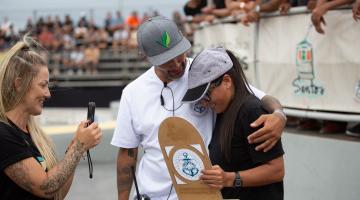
0,35,63,199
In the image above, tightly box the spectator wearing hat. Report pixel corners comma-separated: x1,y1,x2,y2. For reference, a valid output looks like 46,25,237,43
182,47,284,200
111,16,286,200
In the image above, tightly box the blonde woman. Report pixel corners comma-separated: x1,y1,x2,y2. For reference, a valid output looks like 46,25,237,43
0,35,102,200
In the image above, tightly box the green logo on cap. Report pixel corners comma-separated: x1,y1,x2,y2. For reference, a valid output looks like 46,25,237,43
157,31,171,48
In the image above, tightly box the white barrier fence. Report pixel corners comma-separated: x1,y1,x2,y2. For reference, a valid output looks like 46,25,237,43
193,8,360,121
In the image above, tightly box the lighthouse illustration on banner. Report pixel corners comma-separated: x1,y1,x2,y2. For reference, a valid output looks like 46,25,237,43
296,40,314,80
292,25,325,97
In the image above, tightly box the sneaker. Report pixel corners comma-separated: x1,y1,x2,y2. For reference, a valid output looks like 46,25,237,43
320,121,347,134
346,123,360,137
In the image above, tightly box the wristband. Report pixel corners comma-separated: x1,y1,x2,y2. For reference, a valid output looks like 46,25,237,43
274,109,287,121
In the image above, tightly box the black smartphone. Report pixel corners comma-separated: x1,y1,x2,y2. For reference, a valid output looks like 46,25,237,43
87,102,96,126
86,102,96,179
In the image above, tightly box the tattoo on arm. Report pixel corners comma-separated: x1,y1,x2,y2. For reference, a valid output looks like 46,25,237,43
117,148,138,197
39,139,85,195
117,165,133,193
5,161,34,194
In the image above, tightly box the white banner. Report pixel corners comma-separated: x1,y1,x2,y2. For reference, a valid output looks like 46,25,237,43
193,23,257,85
193,10,360,114
258,10,360,113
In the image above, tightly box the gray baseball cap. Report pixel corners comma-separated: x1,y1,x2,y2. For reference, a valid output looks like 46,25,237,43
182,47,233,103
137,16,191,66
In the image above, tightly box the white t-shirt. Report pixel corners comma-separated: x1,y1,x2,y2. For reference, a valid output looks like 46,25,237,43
111,58,265,200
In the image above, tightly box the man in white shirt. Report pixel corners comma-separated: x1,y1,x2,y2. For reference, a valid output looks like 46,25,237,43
111,16,286,200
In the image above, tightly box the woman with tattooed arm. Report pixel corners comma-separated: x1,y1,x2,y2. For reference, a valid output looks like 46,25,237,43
0,35,102,200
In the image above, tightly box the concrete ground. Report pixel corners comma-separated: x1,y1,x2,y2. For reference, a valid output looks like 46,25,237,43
42,107,119,200
66,162,117,200
42,107,360,200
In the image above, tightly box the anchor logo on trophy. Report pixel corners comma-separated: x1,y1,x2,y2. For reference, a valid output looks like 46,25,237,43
181,152,199,177
172,148,204,181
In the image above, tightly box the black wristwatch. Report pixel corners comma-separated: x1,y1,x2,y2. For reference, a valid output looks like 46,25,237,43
233,171,242,188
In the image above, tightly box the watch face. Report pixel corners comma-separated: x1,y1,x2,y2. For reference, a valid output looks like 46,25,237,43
235,179,241,187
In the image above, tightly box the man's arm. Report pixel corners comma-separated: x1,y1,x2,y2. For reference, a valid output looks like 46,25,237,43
260,94,283,113
117,147,138,200
225,0,241,11
202,6,232,18
353,0,360,20
279,0,292,14
312,0,354,33
211,8,232,17
259,0,283,12
248,95,287,152
186,0,203,8
241,0,282,25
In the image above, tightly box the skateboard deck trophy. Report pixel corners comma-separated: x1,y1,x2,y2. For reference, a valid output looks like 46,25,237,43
159,117,222,200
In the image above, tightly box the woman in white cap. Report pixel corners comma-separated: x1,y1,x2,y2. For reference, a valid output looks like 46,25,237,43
182,47,285,200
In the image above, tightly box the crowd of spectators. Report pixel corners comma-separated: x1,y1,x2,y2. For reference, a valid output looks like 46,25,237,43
182,0,360,136
0,17,17,51
0,10,160,75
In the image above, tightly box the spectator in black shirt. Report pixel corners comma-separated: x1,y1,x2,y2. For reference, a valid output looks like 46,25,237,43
184,0,207,16
183,47,285,200
184,0,231,22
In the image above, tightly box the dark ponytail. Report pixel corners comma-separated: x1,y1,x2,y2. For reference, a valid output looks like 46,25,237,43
218,50,252,162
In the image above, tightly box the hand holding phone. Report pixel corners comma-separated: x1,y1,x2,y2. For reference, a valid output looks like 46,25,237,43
87,102,96,126
86,102,96,178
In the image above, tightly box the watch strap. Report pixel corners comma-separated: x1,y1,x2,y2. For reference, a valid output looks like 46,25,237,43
233,171,242,187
